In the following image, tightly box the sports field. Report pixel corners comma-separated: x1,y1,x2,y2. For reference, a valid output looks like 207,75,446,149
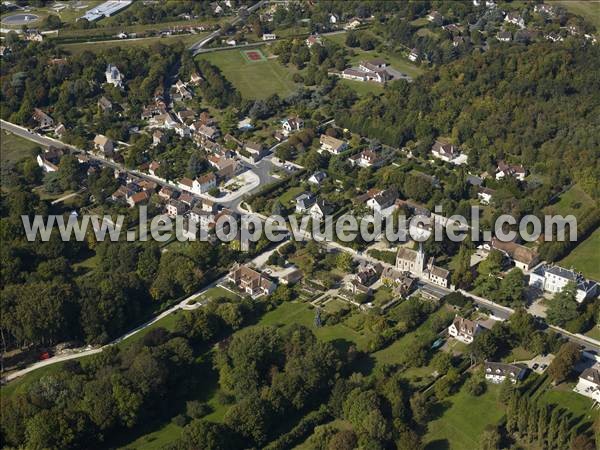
197,46,301,99
0,131,40,164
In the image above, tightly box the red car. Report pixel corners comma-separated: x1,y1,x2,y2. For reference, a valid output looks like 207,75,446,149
38,352,51,361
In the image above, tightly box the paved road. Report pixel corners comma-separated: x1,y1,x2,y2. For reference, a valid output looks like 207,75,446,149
189,0,267,55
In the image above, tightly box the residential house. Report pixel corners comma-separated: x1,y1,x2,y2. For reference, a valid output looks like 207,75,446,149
24,30,43,42
319,135,347,154
306,34,322,48
195,124,220,142
152,130,166,146
448,315,484,344
347,262,383,295
148,161,161,177
575,366,600,402
484,361,527,383
105,64,124,88
528,264,598,303
381,267,417,297
295,192,316,213
262,33,277,40
148,112,178,129
178,192,194,206
93,134,114,156
242,141,266,163
427,10,443,23
97,96,113,113
505,12,525,28
495,160,526,181
54,123,66,138
349,149,382,168
166,199,187,218
177,109,196,124
491,237,539,271
32,108,54,129
431,140,460,162
281,116,304,135
238,117,253,131
189,72,203,85
344,18,361,30
408,48,420,62
477,187,495,205
226,263,276,298
308,171,327,185
36,147,63,172
309,199,333,222
173,123,190,138
158,186,174,201
127,190,150,208
194,172,217,194
366,188,398,216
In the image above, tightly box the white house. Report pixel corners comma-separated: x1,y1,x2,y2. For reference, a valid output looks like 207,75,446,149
281,116,304,135
505,12,525,28
495,160,526,181
308,171,327,185
306,34,322,48
574,366,600,402
295,192,316,213
226,263,276,298
364,188,397,217
166,199,187,218
194,173,217,194
448,316,484,344
32,108,54,129
309,199,332,222
349,149,381,168
344,18,361,30
528,264,598,303
491,237,539,272
484,362,527,384
319,135,347,154
105,64,124,88
93,134,114,156
262,33,277,41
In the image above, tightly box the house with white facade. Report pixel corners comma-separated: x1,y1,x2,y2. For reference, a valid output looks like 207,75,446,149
93,134,114,156
309,199,333,222
105,64,124,88
528,264,598,302
491,237,539,272
448,316,484,344
308,171,327,185
295,192,316,213
505,12,525,29
319,135,347,154
574,366,600,402
484,361,527,384
226,263,276,298
32,108,54,129
281,116,304,135
349,149,382,168
495,160,526,181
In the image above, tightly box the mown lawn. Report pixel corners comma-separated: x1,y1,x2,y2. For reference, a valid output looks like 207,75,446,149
197,47,302,99
560,227,600,280
60,33,207,55
551,1,600,29
0,130,40,164
424,384,504,450
543,183,596,218
537,382,599,433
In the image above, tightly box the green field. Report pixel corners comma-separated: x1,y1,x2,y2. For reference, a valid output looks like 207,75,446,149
197,47,301,99
424,384,504,450
560,227,600,280
550,1,600,29
340,79,384,96
0,131,40,164
537,382,599,432
60,33,206,55
543,184,596,218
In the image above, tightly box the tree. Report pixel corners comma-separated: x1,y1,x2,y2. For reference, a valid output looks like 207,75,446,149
547,342,580,384
465,373,486,396
479,425,501,450
431,352,453,375
409,392,430,425
497,269,525,306
546,283,579,327
336,252,353,272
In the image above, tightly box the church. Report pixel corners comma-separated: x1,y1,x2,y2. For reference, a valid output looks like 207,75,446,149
395,244,450,288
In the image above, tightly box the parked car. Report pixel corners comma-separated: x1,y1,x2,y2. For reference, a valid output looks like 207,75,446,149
532,363,539,370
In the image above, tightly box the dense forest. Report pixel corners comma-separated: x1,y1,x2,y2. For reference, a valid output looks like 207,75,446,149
336,41,600,201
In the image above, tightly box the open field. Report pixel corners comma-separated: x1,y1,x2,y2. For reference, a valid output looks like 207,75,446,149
537,382,599,432
560,227,600,280
0,1,105,28
0,130,40,164
340,78,384,96
197,47,301,99
424,384,504,450
543,183,596,218
60,33,206,55
550,1,600,29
